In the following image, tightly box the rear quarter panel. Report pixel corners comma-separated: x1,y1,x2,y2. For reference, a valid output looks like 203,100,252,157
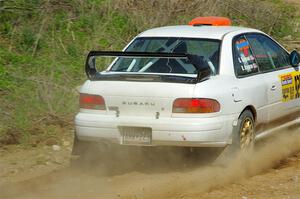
198,29,269,125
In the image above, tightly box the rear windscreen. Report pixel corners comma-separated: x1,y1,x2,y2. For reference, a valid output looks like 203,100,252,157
109,37,221,74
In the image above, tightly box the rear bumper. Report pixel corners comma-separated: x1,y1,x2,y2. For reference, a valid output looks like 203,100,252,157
75,113,238,147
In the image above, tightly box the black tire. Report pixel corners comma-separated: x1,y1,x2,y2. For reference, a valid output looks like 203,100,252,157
215,109,255,165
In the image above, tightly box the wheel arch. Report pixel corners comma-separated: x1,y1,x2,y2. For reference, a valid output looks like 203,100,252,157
240,105,257,122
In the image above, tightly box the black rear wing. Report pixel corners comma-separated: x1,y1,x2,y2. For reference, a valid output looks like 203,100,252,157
85,51,211,82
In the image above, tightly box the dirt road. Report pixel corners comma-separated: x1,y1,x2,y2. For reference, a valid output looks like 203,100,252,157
0,127,300,199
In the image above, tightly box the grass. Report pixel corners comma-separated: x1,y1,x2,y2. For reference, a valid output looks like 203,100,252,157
0,0,298,146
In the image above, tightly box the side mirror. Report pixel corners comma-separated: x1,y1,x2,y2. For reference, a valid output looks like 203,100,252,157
290,50,300,67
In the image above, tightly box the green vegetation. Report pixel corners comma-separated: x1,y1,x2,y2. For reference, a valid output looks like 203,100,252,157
0,0,298,145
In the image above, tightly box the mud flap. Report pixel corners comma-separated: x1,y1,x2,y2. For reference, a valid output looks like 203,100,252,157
213,126,240,166
70,133,100,168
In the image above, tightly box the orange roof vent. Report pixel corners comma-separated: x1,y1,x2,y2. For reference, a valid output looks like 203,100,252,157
188,16,232,26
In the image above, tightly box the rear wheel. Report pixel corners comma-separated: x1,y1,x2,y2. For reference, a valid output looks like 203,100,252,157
230,109,255,152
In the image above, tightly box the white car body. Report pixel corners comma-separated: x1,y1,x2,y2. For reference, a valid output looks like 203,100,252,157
75,24,300,148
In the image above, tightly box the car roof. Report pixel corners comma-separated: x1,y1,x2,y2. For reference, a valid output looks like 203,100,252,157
138,25,262,40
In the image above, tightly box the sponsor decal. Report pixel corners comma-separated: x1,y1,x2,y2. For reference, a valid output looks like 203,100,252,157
236,39,250,57
279,71,300,102
281,74,293,86
236,38,258,73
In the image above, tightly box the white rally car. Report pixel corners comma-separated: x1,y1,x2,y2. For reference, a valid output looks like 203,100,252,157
73,17,300,161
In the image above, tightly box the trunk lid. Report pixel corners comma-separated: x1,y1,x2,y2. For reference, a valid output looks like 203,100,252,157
88,81,196,118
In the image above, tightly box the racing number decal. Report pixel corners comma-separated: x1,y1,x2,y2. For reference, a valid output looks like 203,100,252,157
279,71,300,102
296,73,300,99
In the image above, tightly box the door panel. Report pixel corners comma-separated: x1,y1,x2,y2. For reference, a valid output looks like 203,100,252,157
262,68,296,121
277,70,300,115
246,33,299,122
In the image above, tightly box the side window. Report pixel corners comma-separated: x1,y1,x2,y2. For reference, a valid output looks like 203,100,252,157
246,34,290,72
233,35,259,77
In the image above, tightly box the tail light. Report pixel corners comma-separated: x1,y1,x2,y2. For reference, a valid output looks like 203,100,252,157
172,98,220,113
80,93,106,110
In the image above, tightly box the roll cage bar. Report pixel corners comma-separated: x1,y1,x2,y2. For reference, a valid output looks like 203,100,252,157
85,51,212,82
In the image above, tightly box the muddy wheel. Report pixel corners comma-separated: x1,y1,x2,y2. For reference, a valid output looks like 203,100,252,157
215,110,255,164
233,110,255,152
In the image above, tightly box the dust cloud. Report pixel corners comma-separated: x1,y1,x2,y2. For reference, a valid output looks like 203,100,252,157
1,126,300,199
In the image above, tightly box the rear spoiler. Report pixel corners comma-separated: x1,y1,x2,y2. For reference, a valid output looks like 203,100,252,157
85,51,211,82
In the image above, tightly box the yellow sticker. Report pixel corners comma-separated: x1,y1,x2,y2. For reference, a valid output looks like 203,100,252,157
279,71,300,102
